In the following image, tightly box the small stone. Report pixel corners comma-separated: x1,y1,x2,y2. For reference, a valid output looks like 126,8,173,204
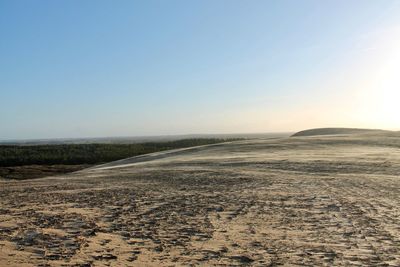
215,206,224,212
83,229,96,237
230,255,254,263
102,253,117,260
45,252,61,260
153,246,163,252
91,254,102,260
127,255,138,262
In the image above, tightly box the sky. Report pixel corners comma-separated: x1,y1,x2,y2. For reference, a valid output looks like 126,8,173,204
1,0,400,140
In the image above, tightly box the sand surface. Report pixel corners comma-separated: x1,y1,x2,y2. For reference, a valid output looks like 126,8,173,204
1,133,400,266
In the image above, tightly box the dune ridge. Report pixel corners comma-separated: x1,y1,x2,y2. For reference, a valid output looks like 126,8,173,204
291,127,387,137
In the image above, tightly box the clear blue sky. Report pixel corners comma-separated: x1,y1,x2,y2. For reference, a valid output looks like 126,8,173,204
1,0,400,140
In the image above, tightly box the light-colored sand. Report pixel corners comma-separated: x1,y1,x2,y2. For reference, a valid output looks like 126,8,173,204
1,133,400,266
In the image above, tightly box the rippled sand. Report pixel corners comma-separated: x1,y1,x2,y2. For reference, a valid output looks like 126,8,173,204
1,133,400,266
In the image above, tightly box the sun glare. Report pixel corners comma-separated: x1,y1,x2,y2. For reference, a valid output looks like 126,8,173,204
362,30,400,129
376,46,400,127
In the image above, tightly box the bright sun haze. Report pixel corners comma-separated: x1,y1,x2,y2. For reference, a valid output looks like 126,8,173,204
0,0,399,140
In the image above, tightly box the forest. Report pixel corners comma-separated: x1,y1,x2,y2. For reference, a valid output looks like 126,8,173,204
0,138,240,167
0,138,241,180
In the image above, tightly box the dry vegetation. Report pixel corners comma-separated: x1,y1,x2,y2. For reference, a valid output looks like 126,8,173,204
1,131,400,266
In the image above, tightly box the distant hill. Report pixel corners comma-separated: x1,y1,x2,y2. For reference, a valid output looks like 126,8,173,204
291,128,385,137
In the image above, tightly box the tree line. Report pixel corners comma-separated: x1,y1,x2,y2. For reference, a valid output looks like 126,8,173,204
0,138,240,167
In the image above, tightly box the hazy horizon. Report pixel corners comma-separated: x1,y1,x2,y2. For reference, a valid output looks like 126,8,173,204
1,0,400,140
0,131,292,143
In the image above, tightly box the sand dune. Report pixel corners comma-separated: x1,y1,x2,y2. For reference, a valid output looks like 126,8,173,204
291,127,387,137
1,132,400,266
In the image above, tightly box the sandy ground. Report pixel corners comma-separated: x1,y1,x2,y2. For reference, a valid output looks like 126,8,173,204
1,133,400,266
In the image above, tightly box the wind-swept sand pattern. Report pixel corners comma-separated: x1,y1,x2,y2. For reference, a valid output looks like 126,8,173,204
1,133,400,266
